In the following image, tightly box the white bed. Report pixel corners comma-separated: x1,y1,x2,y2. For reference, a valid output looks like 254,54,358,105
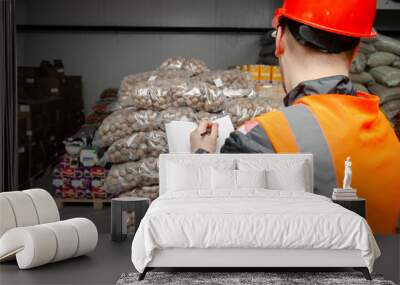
131,154,380,280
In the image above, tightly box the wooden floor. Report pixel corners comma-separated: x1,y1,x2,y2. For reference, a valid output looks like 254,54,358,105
0,205,399,285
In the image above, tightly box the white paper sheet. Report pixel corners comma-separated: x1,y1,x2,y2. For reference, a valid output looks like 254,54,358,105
165,116,234,153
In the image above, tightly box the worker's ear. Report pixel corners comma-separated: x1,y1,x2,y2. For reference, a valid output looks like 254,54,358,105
275,26,285,57
349,42,361,65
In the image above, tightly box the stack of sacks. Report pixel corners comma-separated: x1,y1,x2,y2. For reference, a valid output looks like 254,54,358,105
257,31,278,66
350,34,400,125
86,88,120,128
100,57,208,199
194,70,277,127
99,57,278,199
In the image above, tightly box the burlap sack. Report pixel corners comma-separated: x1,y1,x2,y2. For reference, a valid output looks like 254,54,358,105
360,42,376,55
367,52,399,68
392,61,400,68
373,34,400,56
368,83,400,104
351,52,367,73
353,83,369,93
370,66,400,87
380,100,400,121
350,72,375,85
259,45,276,57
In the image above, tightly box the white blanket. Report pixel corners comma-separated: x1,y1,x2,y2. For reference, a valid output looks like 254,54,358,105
131,190,380,273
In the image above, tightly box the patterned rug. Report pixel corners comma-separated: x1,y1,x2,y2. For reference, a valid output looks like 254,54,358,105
116,271,396,285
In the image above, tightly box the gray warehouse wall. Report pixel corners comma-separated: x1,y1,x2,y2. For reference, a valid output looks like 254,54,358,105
16,0,281,114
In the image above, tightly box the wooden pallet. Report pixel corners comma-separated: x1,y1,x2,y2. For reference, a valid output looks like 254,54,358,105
55,198,111,210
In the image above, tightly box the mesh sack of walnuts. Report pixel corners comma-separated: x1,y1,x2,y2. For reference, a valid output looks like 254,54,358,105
223,97,274,127
118,185,159,201
118,71,154,106
194,70,256,98
181,58,209,75
159,57,209,75
158,107,196,130
252,97,275,116
118,70,191,107
194,111,224,122
256,84,285,109
223,97,257,127
98,108,159,146
180,80,225,112
159,56,186,70
103,157,159,193
119,79,178,109
106,130,167,163
119,78,225,112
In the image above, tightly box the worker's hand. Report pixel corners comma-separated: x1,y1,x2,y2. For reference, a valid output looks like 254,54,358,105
190,119,219,153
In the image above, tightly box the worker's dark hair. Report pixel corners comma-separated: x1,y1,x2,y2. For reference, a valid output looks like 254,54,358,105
280,18,360,54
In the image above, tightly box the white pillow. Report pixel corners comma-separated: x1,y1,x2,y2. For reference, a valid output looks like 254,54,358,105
211,169,268,191
167,163,211,191
266,162,307,191
236,170,267,189
211,168,237,191
237,159,308,192
166,159,235,192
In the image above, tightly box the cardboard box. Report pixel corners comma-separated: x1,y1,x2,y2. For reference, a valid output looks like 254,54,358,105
18,87,43,100
19,97,64,130
259,65,272,81
37,78,60,97
18,101,42,115
18,67,41,87
271,66,283,82
61,76,83,101
39,61,65,82
247,64,260,81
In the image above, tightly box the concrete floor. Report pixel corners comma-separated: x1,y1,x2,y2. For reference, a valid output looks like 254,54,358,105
1,205,399,285
0,233,133,285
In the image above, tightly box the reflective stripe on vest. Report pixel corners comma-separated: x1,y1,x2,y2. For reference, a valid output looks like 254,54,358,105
247,124,275,153
282,105,338,196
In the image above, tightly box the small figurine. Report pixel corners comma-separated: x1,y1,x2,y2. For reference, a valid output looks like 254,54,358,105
343,157,352,189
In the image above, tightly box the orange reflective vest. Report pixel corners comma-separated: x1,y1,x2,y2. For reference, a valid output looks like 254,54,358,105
255,92,400,234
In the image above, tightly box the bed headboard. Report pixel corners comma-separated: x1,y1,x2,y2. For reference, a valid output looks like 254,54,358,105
158,154,314,195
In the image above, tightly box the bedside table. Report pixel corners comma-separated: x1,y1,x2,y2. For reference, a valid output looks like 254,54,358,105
111,197,150,242
332,198,366,218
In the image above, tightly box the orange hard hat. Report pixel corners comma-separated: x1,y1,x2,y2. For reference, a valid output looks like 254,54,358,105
273,0,377,38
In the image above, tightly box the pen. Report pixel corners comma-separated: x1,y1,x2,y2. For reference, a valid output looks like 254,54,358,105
200,122,214,136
